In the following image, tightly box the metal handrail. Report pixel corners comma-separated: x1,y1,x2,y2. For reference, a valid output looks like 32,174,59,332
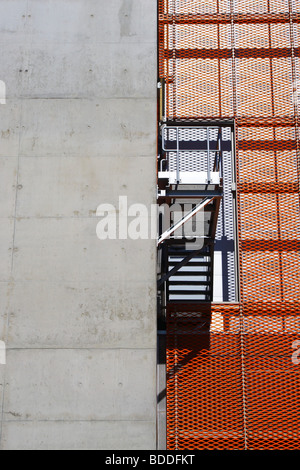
160,125,222,184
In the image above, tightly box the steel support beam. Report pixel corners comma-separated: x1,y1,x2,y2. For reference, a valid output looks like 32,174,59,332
157,197,215,246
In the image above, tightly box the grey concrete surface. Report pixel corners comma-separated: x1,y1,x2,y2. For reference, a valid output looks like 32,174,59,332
0,284,9,342
16,155,155,216
18,99,156,158
3,349,156,421
0,158,18,217
6,281,156,349
0,0,156,46
12,219,156,283
0,0,157,450
0,102,21,157
0,220,14,281
0,420,156,451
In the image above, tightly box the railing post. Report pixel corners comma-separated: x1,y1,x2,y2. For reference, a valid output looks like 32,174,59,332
207,127,211,184
176,127,180,184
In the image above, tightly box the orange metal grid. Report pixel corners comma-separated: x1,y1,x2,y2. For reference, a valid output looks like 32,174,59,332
159,0,300,450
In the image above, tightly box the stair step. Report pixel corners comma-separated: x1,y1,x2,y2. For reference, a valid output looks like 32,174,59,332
169,289,212,296
169,280,211,286
169,262,212,268
169,256,211,264
169,258,211,263
168,249,210,255
169,270,211,276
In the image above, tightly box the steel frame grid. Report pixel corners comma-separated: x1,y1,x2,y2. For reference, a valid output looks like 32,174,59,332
159,0,300,451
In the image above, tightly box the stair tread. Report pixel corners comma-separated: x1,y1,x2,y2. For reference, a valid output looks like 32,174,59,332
169,271,211,276
169,280,211,286
169,262,211,268
169,290,212,295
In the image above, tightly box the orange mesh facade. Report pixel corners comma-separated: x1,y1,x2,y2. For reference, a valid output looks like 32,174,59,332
159,0,300,450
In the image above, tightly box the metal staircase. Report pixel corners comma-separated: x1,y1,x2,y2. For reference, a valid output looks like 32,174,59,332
157,123,230,327
167,247,213,301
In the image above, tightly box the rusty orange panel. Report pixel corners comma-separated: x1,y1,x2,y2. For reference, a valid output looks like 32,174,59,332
160,0,300,451
167,307,245,450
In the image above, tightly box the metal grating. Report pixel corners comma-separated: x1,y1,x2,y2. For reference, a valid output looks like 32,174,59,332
215,145,236,302
160,0,300,451
168,151,209,172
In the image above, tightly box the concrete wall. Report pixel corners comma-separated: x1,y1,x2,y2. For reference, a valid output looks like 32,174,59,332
0,0,157,450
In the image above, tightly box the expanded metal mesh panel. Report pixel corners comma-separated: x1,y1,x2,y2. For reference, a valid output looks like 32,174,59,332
167,304,245,450
215,145,237,302
160,0,300,451
168,151,208,171
163,127,219,142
